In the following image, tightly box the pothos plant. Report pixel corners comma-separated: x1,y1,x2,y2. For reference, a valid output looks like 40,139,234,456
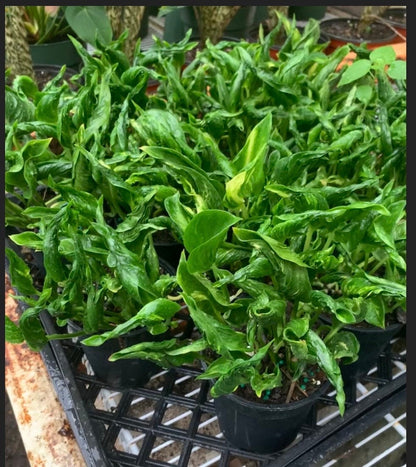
5,192,185,352
5,17,405,416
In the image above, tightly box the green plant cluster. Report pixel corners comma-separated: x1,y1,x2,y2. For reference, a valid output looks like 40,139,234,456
22,6,112,46
5,14,406,415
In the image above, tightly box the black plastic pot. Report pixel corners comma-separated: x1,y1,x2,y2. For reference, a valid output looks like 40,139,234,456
154,241,183,269
153,231,184,269
164,6,258,43
213,380,330,453
29,38,83,69
288,6,327,21
320,314,403,386
341,322,403,386
68,319,164,388
320,18,398,54
381,7,406,42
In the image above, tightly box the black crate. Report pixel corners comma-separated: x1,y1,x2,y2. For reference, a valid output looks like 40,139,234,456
36,310,406,467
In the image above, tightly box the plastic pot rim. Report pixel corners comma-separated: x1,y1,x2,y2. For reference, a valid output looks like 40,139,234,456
213,378,330,413
319,17,397,44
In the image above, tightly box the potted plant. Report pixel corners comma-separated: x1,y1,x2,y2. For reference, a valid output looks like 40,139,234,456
288,5,327,21
320,6,400,54
171,209,360,453
20,6,113,69
161,5,261,46
5,16,405,455
381,6,406,41
5,191,191,387
22,5,82,69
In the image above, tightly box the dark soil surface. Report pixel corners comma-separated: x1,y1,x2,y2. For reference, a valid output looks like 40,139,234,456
234,364,327,405
34,66,78,91
321,18,396,43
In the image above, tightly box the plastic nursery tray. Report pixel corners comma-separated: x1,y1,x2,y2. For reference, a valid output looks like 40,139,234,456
34,308,406,467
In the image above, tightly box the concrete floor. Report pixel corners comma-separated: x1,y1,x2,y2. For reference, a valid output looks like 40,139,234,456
5,391,30,467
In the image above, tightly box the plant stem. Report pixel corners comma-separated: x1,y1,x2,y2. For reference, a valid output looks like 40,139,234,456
369,258,387,275
322,233,334,250
285,380,296,403
303,226,314,252
323,321,344,343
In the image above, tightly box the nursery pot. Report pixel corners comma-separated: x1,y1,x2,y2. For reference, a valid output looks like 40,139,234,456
320,18,398,55
154,240,183,269
288,6,327,21
67,257,177,388
33,64,79,91
68,320,164,388
381,7,406,42
320,315,403,386
164,6,258,43
29,38,83,69
213,380,330,453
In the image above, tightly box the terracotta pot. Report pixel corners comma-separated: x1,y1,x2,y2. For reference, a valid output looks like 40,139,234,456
320,18,398,55
146,79,160,95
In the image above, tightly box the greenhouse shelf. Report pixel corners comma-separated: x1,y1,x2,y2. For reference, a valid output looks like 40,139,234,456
36,308,406,467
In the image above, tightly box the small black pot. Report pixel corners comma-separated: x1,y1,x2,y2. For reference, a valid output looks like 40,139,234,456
320,18,398,54
68,320,165,388
320,314,403,385
154,238,184,269
67,257,178,388
29,38,83,69
213,380,330,453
